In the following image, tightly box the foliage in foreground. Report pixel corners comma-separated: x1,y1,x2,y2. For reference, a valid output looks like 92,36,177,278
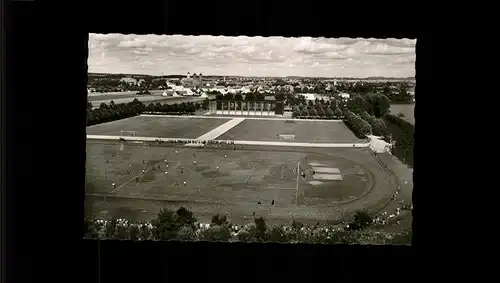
84,207,411,245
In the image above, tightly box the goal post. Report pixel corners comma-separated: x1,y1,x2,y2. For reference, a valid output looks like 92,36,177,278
278,134,295,141
120,130,136,137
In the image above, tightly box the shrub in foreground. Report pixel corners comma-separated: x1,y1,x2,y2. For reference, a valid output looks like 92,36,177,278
84,207,411,245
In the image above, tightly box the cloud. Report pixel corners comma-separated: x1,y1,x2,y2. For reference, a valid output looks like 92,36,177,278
88,34,416,77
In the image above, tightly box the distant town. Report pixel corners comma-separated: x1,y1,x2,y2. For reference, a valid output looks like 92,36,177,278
88,72,415,104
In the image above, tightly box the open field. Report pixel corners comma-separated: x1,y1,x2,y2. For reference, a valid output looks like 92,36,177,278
86,116,230,138
85,140,396,226
390,104,415,124
217,119,364,143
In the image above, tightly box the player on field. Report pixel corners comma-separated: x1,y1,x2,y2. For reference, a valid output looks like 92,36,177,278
112,182,116,189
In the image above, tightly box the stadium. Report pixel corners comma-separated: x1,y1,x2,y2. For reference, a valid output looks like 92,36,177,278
85,115,400,226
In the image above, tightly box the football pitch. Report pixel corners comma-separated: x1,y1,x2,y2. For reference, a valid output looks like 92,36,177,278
85,140,396,225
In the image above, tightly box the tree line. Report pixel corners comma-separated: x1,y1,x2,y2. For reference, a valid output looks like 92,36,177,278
87,98,206,126
84,207,412,245
383,114,414,167
291,99,343,119
338,93,414,167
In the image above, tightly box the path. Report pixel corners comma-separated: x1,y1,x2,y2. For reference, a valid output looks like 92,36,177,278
140,114,344,122
195,118,245,140
86,134,370,148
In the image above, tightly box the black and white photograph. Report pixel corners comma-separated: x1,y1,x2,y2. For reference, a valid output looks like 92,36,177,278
85,33,415,245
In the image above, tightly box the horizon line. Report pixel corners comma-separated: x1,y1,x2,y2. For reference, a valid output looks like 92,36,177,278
88,72,415,80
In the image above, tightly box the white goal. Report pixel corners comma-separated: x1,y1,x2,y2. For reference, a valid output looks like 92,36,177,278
279,134,295,141
120,130,136,137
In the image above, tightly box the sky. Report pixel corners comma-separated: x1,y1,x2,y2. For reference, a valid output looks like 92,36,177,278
88,33,416,78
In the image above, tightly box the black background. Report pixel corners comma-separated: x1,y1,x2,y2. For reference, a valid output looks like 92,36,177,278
4,0,459,282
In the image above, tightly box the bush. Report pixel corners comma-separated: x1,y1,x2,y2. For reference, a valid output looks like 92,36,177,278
349,210,373,231
300,107,309,117
371,118,388,136
309,108,318,116
266,226,290,243
383,114,414,167
153,208,180,241
84,217,100,239
176,207,197,228
129,224,140,240
139,222,153,240
254,217,267,242
343,110,372,138
177,225,196,241
105,218,118,239
83,210,410,245
212,214,228,226
333,107,343,118
317,107,326,117
326,107,334,117
198,226,232,242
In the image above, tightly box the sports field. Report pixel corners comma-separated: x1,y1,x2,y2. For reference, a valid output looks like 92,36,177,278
217,119,364,143
86,116,230,138
85,140,396,225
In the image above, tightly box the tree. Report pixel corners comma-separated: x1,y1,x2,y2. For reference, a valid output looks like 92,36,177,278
211,214,228,226
356,117,372,136
87,102,93,113
346,95,367,114
115,223,130,240
374,94,391,117
176,207,196,228
350,210,373,230
177,225,196,241
333,107,343,118
326,107,334,118
267,226,289,243
371,118,388,136
317,106,326,117
139,222,152,240
153,208,180,241
198,226,232,241
84,217,100,239
309,107,318,117
300,107,309,117
254,217,267,242
234,93,243,101
129,224,140,240
360,111,376,125
291,220,303,230
105,218,118,239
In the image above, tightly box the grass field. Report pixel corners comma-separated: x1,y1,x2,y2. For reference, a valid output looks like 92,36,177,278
86,116,230,138
217,119,364,143
85,140,396,225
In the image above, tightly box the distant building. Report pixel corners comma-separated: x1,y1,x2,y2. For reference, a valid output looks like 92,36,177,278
120,77,137,85
181,72,203,88
208,96,284,116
